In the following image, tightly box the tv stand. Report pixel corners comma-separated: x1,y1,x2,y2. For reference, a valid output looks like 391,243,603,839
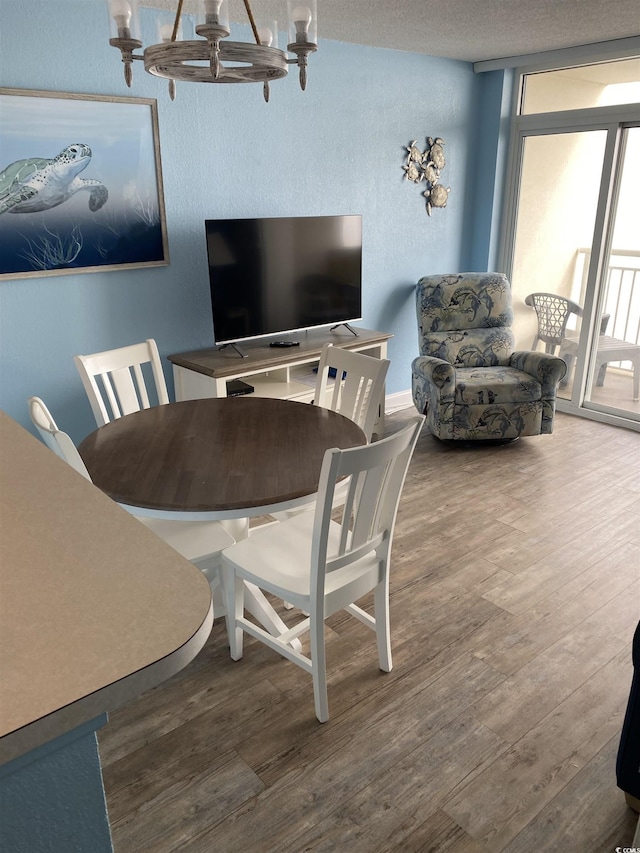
169,327,393,435
331,322,359,336
216,342,248,358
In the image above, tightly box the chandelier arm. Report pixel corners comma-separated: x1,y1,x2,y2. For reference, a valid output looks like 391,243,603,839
241,0,261,45
172,0,185,41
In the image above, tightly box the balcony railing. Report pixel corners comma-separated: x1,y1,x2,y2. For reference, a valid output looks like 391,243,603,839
572,248,640,369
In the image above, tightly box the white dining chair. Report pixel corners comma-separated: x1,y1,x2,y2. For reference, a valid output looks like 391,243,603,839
221,414,424,723
275,342,391,613
28,397,235,590
315,343,390,442
73,338,170,427
273,343,390,537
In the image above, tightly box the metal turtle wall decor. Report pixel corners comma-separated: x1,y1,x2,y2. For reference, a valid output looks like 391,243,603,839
402,136,451,216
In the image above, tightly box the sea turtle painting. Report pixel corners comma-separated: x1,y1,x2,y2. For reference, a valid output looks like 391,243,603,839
0,143,108,216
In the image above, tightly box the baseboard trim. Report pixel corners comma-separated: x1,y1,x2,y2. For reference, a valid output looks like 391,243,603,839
385,390,414,413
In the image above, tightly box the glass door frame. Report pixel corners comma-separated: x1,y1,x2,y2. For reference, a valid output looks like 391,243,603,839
578,123,639,421
499,98,640,431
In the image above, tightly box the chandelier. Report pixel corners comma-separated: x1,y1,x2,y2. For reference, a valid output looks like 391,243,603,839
107,0,318,101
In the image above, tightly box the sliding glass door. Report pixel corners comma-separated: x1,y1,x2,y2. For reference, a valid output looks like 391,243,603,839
510,128,607,405
502,59,640,428
581,126,640,419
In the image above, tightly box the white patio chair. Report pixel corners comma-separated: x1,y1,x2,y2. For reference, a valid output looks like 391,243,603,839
221,414,424,723
27,396,234,590
74,338,169,427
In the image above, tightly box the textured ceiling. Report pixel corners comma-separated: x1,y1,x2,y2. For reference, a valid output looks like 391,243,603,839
142,0,640,64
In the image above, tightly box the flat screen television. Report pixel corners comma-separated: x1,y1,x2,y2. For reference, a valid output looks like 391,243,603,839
205,214,362,344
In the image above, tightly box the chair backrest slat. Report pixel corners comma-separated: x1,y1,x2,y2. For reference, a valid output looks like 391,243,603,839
101,370,125,420
74,339,169,427
133,363,151,409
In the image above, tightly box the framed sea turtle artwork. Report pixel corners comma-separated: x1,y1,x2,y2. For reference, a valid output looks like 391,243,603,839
0,88,169,279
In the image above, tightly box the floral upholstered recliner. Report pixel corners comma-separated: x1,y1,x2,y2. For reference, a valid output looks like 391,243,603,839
411,272,567,441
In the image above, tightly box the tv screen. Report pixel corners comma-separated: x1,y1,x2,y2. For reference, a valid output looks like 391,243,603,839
205,214,362,344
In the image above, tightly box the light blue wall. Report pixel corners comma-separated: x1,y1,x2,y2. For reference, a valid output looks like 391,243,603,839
466,67,515,272
0,0,503,444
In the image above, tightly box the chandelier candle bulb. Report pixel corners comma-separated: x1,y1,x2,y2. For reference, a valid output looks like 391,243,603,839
287,0,316,45
200,0,229,29
108,0,140,41
115,14,132,38
109,0,135,38
159,22,181,42
196,0,230,37
257,20,278,48
292,5,311,39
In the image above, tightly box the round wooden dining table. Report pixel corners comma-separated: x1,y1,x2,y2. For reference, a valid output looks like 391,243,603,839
78,396,366,643
78,396,366,520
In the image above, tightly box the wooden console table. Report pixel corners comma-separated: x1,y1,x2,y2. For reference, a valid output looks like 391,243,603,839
168,326,392,431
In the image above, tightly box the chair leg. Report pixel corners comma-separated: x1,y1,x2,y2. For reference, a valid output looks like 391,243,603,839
222,563,244,660
596,362,608,387
559,351,574,388
310,614,329,723
207,571,231,640
374,582,392,673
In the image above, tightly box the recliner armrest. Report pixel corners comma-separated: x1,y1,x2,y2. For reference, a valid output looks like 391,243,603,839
509,351,567,390
411,355,455,392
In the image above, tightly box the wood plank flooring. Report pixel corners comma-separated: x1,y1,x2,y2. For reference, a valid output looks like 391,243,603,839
99,410,640,852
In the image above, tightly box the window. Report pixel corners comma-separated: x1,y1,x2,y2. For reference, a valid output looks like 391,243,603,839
520,58,640,114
